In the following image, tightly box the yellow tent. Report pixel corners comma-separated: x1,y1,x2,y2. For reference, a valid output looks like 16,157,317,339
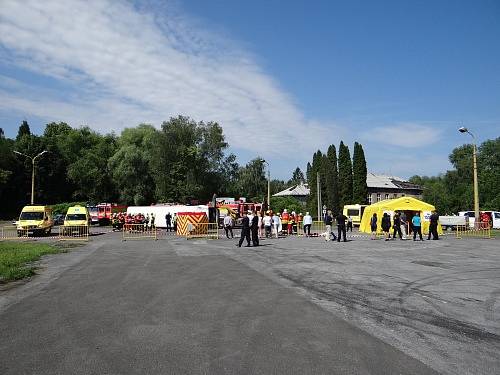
359,197,442,235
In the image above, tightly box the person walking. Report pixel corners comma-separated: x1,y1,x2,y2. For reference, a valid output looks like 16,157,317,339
303,211,312,237
428,211,439,240
251,211,259,246
347,216,353,232
223,214,234,239
324,211,333,241
272,212,280,238
263,212,272,238
370,213,378,240
381,212,391,241
392,211,403,240
412,212,424,241
257,212,263,238
337,212,348,242
238,212,251,247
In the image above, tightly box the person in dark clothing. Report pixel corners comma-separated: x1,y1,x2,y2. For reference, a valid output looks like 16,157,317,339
428,211,439,240
381,212,391,241
336,213,348,242
165,212,172,232
238,213,251,247
392,211,403,240
251,212,259,246
370,213,378,240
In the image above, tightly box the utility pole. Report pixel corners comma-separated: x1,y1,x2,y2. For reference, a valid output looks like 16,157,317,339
13,150,48,205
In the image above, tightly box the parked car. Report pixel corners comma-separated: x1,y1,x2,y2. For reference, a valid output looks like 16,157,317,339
53,214,65,225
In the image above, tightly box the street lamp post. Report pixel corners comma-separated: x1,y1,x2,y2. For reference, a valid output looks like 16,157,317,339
259,159,271,210
458,127,479,228
13,150,48,205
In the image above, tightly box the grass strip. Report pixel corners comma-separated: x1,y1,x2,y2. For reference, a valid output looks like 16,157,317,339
0,242,67,282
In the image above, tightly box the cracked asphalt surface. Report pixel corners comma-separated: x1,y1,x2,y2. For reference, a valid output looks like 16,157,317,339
0,230,498,374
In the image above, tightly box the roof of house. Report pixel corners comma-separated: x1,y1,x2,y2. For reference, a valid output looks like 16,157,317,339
273,183,310,197
273,174,421,198
366,173,421,190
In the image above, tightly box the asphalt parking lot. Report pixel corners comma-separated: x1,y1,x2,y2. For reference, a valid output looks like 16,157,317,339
0,230,498,374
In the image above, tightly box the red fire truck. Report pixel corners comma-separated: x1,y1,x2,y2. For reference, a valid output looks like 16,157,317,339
97,203,128,225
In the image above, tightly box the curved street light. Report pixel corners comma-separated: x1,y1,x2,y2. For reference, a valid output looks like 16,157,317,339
13,150,49,205
458,127,479,228
259,159,271,210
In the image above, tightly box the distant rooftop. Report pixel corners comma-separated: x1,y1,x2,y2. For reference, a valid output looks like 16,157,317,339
273,173,421,197
273,183,310,197
366,173,421,190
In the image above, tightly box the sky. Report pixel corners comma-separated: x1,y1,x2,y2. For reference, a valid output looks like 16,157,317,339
0,0,499,180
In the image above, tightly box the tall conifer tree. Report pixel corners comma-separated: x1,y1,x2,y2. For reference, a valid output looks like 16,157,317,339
307,150,322,218
338,141,353,208
325,144,340,214
352,142,368,204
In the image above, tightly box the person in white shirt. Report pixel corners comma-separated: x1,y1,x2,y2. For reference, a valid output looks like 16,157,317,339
272,213,280,238
263,212,272,238
303,212,313,237
223,215,233,239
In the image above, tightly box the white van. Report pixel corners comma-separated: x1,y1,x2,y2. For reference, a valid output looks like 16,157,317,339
458,211,500,229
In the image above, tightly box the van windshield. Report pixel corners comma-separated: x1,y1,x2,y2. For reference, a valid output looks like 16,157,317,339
20,212,44,220
66,214,87,221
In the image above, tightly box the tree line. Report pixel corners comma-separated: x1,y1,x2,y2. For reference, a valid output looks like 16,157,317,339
0,117,305,217
409,137,499,214
306,141,368,215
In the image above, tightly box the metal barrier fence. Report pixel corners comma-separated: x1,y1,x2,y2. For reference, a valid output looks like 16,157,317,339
59,225,90,241
0,226,28,240
122,223,158,240
456,222,491,239
185,222,219,240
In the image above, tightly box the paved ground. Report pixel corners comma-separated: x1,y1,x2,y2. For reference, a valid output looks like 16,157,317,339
0,230,498,374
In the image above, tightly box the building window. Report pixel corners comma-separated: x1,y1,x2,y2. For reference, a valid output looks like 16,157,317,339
367,194,372,204
377,193,381,202
393,193,397,199
385,194,389,200
402,193,405,197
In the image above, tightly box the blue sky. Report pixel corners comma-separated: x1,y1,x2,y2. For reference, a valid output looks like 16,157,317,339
0,0,499,180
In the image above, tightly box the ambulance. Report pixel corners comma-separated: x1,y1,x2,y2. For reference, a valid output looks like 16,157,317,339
17,205,54,236
64,205,90,227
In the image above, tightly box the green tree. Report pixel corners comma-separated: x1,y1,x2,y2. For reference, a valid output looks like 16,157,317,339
338,141,353,208
352,142,368,204
151,116,234,203
109,124,158,205
289,167,305,185
16,120,31,141
307,150,323,218
324,144,340,214
236,158,266,202
269,196,303,215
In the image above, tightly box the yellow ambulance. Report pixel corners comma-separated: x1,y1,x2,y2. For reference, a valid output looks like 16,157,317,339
17,205,54,236
64,205,90,227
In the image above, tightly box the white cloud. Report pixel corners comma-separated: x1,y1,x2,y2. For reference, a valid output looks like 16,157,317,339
367,123,442,148
0,0,338,161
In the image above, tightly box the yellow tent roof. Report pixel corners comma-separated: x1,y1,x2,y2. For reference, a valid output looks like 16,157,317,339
360,197,437,234
366,196,435,212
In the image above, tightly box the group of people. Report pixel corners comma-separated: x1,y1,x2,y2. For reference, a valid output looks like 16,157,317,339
164,212,177,232
369,211,440,241
111,212,156,231
322,211,350,242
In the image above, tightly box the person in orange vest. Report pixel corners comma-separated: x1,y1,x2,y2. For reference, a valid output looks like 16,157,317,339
281,209,290,234
288,212,295,235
